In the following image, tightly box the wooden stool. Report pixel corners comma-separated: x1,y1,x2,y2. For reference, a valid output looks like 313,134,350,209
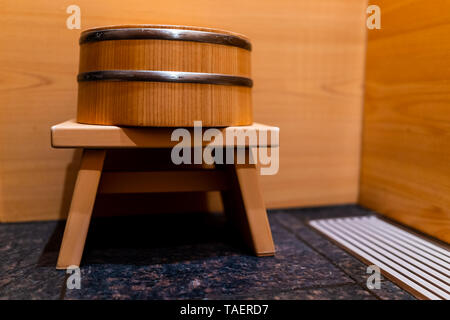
51,120,277,269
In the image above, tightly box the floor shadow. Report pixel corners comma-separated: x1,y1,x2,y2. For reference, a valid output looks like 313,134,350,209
42,148,244,268
36,220,66,267
38,211,247,267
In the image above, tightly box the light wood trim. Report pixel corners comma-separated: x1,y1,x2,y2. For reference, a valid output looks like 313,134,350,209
51,119,279,148
98,170,229,193
56,149,105,269
221,160,275,256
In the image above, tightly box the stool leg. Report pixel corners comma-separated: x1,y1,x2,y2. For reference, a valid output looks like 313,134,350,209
56,149,106,269
221,161,275,257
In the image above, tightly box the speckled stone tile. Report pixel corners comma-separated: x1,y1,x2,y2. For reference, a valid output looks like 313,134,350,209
270,208,415,300
0,221,66,299
273,205,375,220
223,284,377,300
64,213,353,299
0,205,415,300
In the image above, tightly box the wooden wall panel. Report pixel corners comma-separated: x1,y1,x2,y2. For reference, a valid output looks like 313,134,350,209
360,0,450,243
0,0,367,222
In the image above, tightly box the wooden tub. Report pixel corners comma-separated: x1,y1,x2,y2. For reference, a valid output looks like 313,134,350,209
76,25,253,127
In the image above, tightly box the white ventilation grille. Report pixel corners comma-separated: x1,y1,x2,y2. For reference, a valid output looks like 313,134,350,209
309,216,450,300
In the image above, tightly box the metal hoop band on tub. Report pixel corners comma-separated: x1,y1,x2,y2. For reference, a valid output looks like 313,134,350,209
77,70,254,88
79,27,252,51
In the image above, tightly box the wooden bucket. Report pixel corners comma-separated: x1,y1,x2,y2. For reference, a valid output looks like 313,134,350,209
76,25,253,127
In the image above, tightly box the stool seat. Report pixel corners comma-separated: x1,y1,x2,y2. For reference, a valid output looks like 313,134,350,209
52,120,277,269
51,119,278,148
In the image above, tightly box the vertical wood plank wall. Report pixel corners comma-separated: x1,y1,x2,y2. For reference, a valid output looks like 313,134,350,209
0,0,368,222
360,0,450,243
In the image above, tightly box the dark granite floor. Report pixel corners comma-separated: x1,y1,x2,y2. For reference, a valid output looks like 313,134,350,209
0,205,415,300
